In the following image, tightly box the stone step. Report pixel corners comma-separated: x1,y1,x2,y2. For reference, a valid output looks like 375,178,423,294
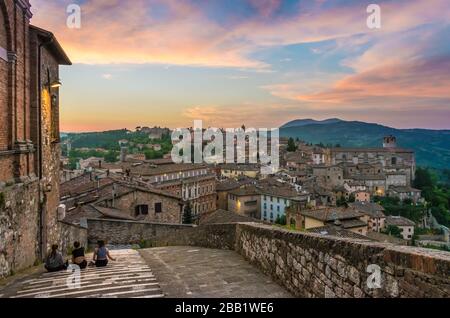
6,249,165,298
14,278,159,298
19,276,157,294
25,267,153,285
23,272,156,288
13,281,162,298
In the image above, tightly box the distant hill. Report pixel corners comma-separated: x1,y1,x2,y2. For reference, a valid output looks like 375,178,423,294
281,118,343,128
280,119,450,169
63,129,131,150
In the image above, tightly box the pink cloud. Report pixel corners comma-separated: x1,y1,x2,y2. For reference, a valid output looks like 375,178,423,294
29,0,450,68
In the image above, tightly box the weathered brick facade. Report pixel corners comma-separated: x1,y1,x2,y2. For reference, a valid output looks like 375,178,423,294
0,0,72,279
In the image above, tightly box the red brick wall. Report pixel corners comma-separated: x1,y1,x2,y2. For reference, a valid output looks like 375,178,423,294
0,2,10,152
0,0,34,181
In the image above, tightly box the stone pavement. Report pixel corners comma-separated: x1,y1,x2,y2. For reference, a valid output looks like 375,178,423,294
139,246,293,298
0,249,164,298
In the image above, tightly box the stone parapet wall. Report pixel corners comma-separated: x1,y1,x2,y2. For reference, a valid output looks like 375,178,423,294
86,218,236,250
84,219,450,298
235,223,449,298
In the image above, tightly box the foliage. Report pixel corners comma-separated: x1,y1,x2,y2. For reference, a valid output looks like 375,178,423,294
275,215,287,226
375,196,426,223
104,150,119,163
287,138,297,152
383,225,403,239
412,167,450,227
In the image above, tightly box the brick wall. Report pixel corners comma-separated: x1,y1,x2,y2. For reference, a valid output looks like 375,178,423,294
85,219,450,298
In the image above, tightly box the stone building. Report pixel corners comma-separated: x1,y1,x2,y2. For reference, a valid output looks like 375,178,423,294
290,207,368,236
95,185,184,224
0,0,72,278
215,177,254,210
386,216,415,240
228,185,261,219
329,137,415,185
128,163,217,219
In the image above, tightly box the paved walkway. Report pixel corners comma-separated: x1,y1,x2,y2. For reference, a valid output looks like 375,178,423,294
139,246,292,298
0,249,163,298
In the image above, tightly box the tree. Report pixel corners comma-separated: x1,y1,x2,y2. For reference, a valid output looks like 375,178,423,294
414,167,435,190
287,138,297,152
183,202,193,224
275,215,286,225
104,150,118,163
385,225,403,239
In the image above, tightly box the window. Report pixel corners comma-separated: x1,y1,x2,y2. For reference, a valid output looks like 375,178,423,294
135,205,149,216
155,202,162,213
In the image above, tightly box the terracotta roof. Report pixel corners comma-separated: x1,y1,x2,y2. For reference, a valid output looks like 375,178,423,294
389,186,421,193
216,178,254,191
386,216,415,227
349,202,386,218
300,207,364,222
229,185,260,196
308,225,371,240
199,209,261,225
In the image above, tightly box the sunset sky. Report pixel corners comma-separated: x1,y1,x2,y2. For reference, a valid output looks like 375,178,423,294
30,0,450,132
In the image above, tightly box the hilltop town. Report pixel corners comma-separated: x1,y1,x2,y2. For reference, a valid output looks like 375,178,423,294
1,0,449,300
58,129,449,249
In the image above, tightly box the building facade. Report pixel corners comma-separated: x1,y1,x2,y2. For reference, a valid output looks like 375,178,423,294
0,0,71,278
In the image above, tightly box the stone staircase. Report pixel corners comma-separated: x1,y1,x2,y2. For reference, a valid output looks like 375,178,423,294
4,249,164,298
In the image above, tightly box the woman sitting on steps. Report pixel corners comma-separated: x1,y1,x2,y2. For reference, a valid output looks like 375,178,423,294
92,240,116,267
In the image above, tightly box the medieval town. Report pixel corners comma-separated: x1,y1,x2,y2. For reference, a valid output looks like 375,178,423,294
0,0,449,301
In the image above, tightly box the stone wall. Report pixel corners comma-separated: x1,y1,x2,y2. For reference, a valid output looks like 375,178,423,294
58,221,88,256
84,219,450,298
0,178,39,278
86,218,236,250
235,223,450,298
0,179,87,279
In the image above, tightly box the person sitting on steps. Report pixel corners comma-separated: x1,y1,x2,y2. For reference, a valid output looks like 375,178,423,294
45,244,68,272
93,240,116,267
71,241,87,269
